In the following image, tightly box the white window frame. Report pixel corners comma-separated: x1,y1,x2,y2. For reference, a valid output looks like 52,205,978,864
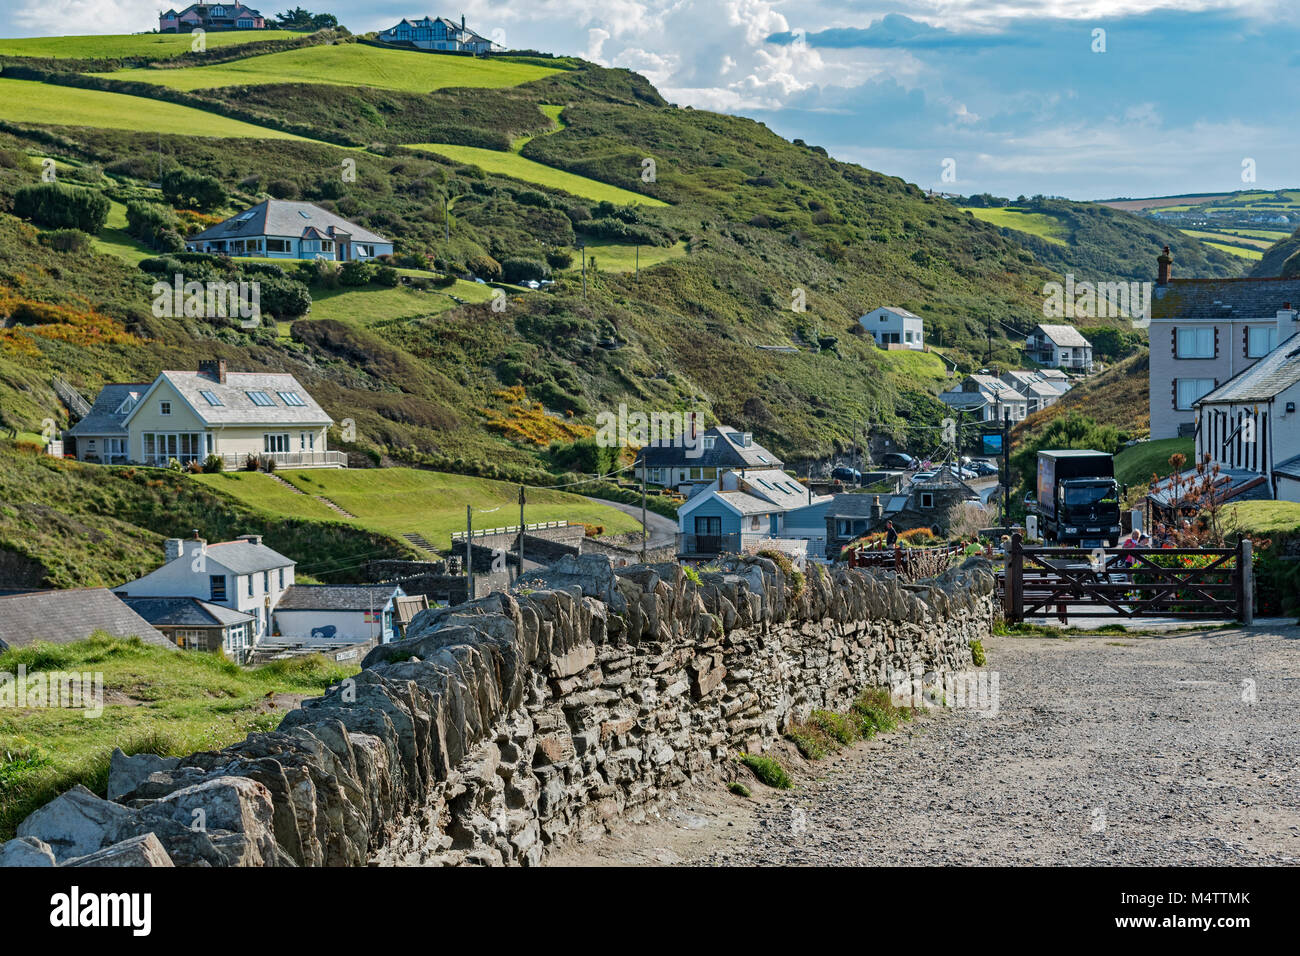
1176,327,1215,359
1176,378,1215,410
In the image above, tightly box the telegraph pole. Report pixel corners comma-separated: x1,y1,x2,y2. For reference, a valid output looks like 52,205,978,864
640,457,648,563
465,505,474,601
580,241,587,297
635,245,640,281
518,485,526,577
1002,407,1012,530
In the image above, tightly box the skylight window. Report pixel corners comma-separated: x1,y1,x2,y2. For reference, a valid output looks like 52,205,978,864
200,390,223,406
246,390,275,407
278,391,306,407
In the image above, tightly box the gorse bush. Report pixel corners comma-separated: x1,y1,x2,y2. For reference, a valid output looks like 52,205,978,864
14,182,110,233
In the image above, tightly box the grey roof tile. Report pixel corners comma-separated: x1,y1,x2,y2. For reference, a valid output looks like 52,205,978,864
187,200,390,246
275,584,402,611
1152,277,1300,319
0,589,175,650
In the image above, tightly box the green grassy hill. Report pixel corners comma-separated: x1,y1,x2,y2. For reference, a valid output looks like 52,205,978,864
0,34,1157,584
956,197,1242,283
1252,227,1300,277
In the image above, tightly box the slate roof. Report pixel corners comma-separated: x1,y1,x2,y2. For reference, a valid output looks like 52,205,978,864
713,491,779,516
1151,277,1300,320
636,425,782,470
119,596,254,629
731,469,819,511
394,594,429,627
130,370,332,427
1034,324,1092,348
0,589,175,651
275,585,402,612
1197,339,1300,403
1146,468,1270,507
187,200,390,246
203,540,295,574
823,492,888,518
65,383,149,438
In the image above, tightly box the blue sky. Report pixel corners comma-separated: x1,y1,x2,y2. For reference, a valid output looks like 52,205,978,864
5,1,1297,199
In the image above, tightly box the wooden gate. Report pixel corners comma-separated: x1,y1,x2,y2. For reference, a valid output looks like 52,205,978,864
1002,533,1253,624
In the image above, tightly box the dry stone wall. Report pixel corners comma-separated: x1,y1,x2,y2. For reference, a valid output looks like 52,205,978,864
4,554,995,867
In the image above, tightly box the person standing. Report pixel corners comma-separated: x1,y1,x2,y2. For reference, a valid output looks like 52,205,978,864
884,520,899,547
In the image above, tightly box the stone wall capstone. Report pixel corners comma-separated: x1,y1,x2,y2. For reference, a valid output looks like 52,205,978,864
3,554,995,867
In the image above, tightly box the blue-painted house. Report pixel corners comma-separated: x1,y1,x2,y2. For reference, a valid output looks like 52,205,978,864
186,200,394,262
677,468,828,559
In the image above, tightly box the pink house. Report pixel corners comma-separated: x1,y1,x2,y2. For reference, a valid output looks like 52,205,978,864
159,4,268,33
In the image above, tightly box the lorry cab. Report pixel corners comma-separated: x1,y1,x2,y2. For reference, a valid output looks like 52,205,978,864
1056,478,1122,548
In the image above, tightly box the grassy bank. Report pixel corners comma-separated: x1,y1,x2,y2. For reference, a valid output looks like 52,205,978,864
0,634,356,840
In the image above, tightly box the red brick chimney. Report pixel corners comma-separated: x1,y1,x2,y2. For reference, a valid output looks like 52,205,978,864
198,358,227,383
1157,246,1173,286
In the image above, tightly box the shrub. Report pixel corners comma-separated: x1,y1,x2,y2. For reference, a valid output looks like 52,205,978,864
375,265,400,287
545,248,574,270
244,453,260,472
125,200,180,247
14,183,110,233
850,687,905,738
739,753,793,789
338,260,374,286
160,169,225,211
202,454,224,474
970,639,987,667
257,274,312,318
37,229,92,254
728,782,752,798
266,179,300,200
501,257,550,284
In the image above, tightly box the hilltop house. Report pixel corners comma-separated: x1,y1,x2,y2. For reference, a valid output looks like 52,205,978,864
859,307,924,350
1026,324,1093,371
159,3,268,32
64,359,343,470
676,468,827,559
186,200,393,262
377,15,503,52
1148,246,1300,439
636,425,783,497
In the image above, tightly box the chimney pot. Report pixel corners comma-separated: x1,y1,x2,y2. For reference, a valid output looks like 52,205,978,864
198,358,227,384
237,534,263,547
1157,246,1173,286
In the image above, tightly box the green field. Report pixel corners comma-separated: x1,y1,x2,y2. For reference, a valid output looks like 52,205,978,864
0,78,306,139
0,30,303,59
965,207,1069,246
90,200,156,265
877,348,953,391
1114,437,1195,487
97,44,563,93
571,240,686,274
191,467,641,549
1224,500,1300,534
1180,229,1273,250
1204,241,1263,261
404,142,667,206
304,279,497,325
0,635,356,840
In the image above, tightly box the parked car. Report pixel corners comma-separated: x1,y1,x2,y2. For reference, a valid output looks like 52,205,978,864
912,471,937,483
831,466,862,483
970,460,999,477
880,452,915,469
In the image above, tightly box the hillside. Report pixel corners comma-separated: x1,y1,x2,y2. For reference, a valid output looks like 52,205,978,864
0,32,1157,583
1099,189,1300,264
1253,227,1300,277
959,197,1242,283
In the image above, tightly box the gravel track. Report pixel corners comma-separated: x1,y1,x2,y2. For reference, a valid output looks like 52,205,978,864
697,628,1300,866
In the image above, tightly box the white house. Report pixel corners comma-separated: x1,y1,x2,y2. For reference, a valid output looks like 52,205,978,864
115,534,295,654
938,374,1028,423
377,15,503,52
859,307,924,350
1195,338,1300,502
272,585,407,644
65,359,344,469
1026,324,1093,371
186,200,394,261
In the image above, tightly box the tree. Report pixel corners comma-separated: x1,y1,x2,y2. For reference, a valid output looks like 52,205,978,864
14,183,110,233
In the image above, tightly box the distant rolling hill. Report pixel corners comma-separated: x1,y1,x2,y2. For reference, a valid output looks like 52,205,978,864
958,197,1241,283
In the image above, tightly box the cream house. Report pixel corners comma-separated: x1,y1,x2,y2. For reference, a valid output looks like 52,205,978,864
66,359,343,469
